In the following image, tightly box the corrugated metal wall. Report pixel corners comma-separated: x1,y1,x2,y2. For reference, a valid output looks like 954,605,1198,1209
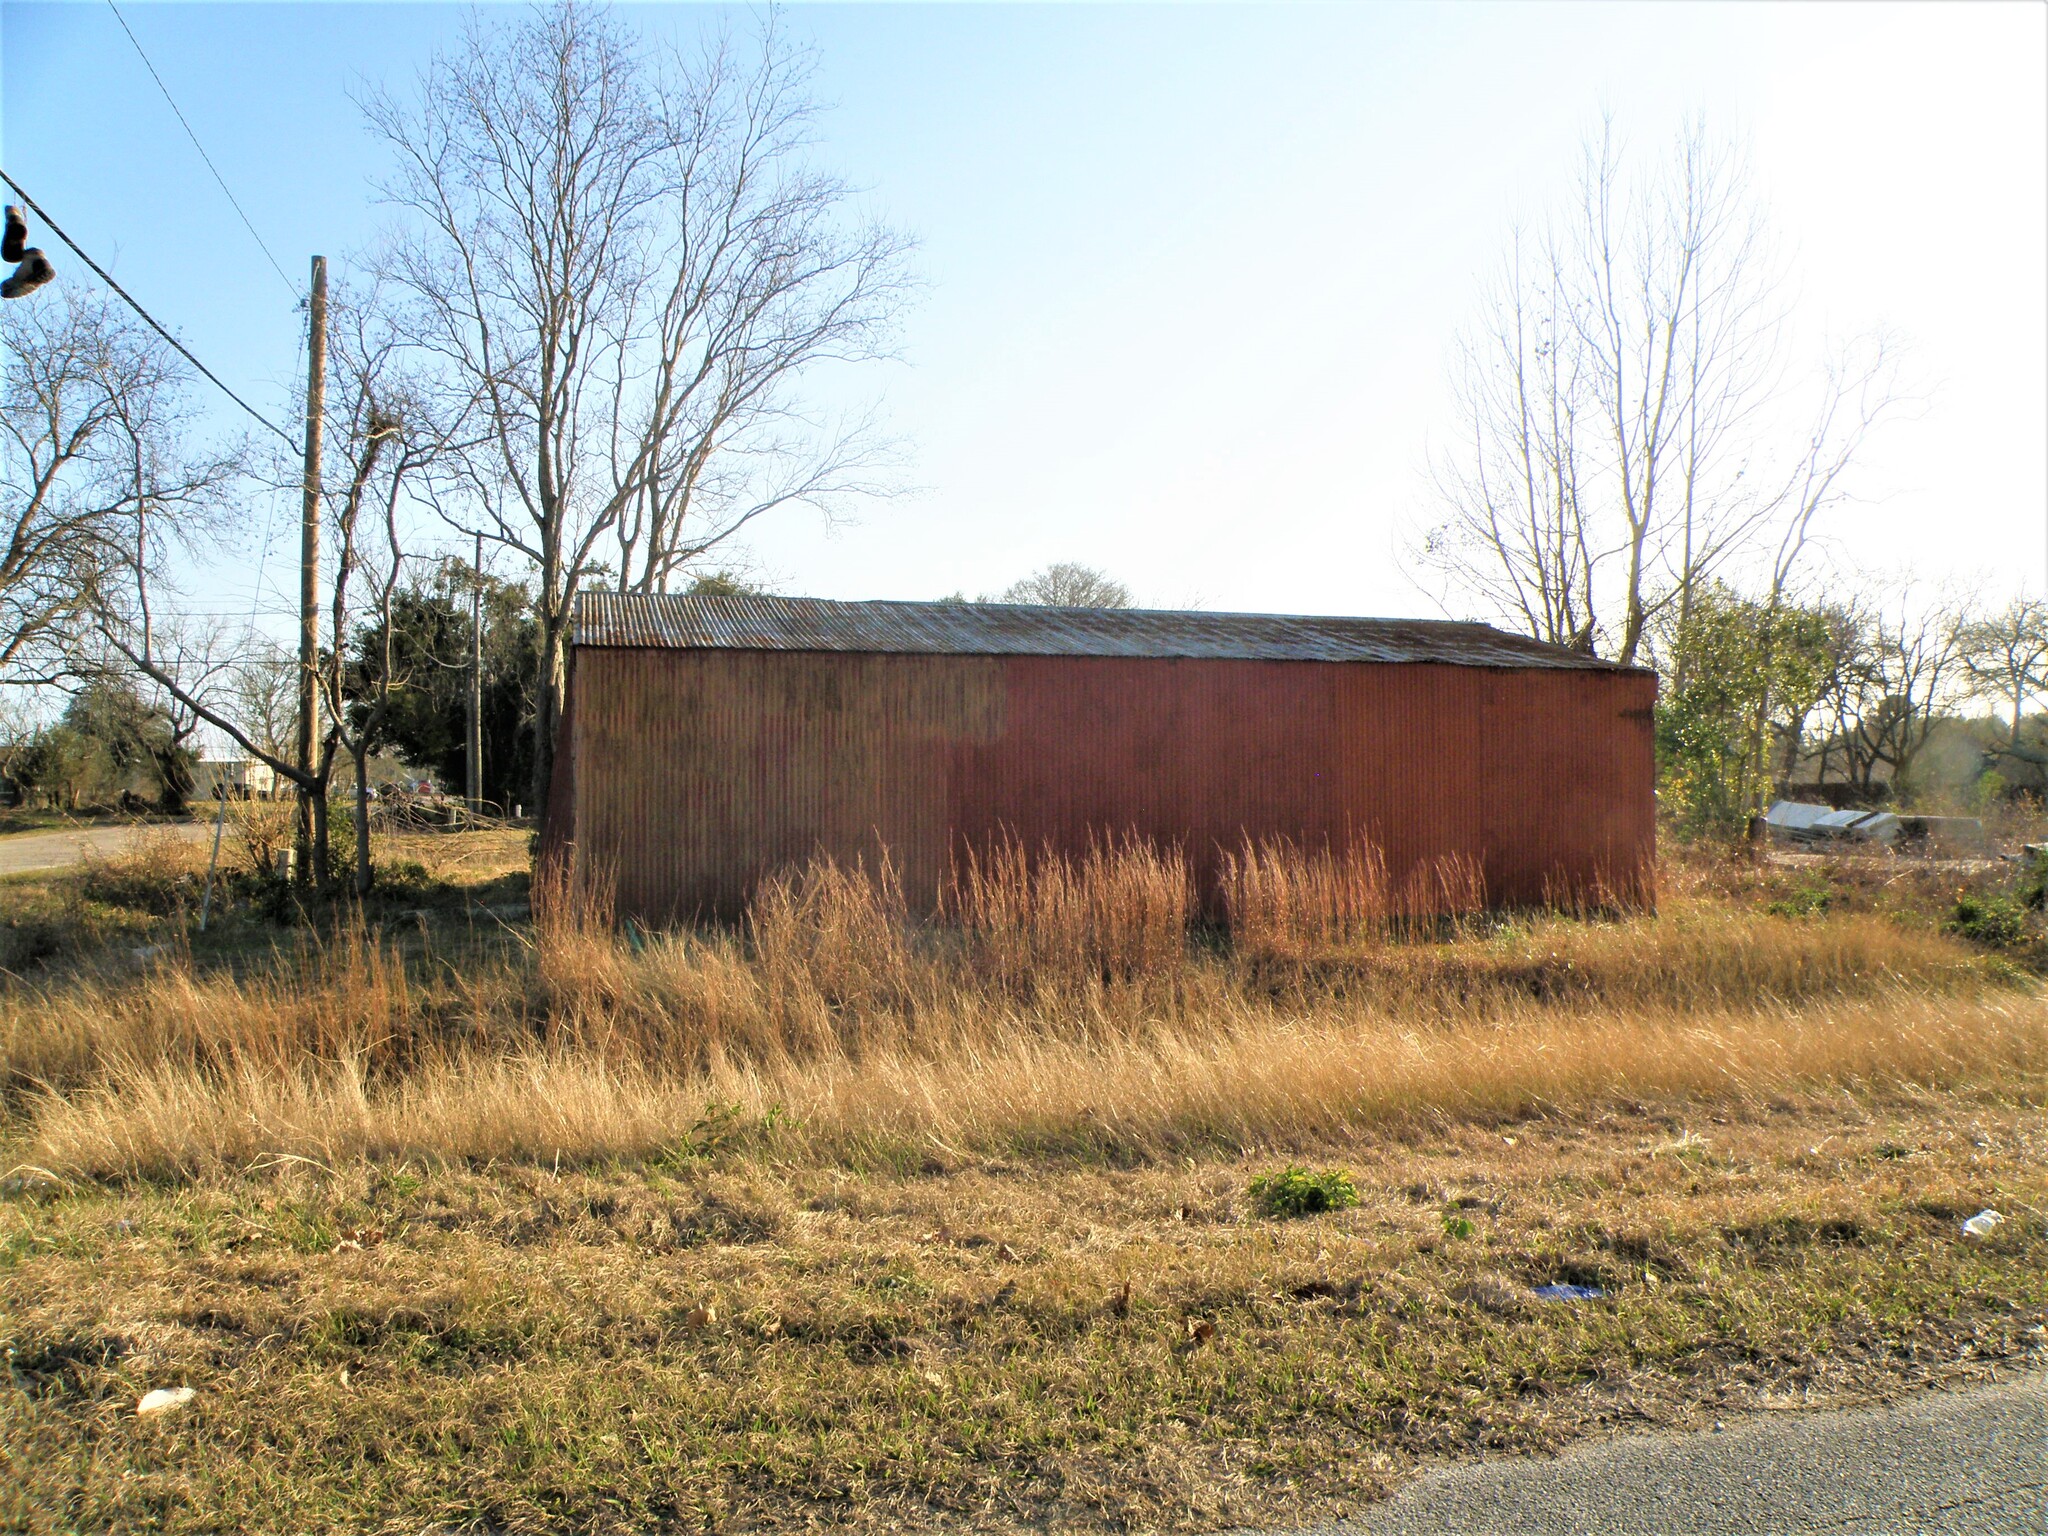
558,648,1656,921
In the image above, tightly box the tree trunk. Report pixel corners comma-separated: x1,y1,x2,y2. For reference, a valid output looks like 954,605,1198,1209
310,789,331,896
529,607,569,819
1777,713,1805,792
353,744,374,898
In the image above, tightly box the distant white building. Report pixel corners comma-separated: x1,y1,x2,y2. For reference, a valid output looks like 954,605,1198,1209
192,755,279,800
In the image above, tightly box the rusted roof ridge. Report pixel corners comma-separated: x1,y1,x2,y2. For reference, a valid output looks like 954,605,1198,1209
570,592,1642,671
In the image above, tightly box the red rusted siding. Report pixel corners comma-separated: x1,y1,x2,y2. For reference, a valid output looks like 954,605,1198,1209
557,647,1656,923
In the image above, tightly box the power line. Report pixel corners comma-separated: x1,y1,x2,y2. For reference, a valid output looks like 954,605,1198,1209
0,170,297,446
103,0,299,302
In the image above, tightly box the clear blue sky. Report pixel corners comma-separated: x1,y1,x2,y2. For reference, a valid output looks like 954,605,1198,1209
4,1,2044,627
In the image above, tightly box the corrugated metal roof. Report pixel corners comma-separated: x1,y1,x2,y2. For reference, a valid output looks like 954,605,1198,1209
571,592,1644,671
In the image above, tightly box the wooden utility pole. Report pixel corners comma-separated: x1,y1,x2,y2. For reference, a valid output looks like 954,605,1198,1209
468,530,484,814
295,255,328,886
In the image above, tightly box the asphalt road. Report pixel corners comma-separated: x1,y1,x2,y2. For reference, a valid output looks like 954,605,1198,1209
1303,1371,2047,1535
0,821,208,875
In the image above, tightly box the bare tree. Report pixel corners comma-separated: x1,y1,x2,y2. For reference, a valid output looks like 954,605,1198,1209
1959,597,2048,768
70,621,239,812
93,519,344,882
998,563,1135,608
89,287,452,894
1424,118,1904,665
226,637,299,765
1812,589,1971,799
0,689,43,795
363,1,914,808
317,293,460,895
1,292,233,681
52,304,285,814
1425,230,1596,650
1778,598,1863,788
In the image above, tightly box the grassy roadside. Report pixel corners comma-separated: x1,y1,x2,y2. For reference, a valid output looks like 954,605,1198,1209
0,809,193,837
2,828,2045,1532
5,1093,2044,1534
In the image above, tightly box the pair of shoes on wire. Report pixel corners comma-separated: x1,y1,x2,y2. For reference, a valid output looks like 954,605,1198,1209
2,206,55,299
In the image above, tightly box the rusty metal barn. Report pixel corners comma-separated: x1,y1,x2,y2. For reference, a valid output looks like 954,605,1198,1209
546,593,1657,922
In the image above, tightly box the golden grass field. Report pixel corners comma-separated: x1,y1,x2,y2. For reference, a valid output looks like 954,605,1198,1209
2,823,2044,1532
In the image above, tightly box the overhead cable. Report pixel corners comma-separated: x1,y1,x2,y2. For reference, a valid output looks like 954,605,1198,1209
0,170,297,446
103,0,300,301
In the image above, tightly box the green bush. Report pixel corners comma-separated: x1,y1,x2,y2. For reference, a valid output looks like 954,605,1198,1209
1766,879,1834,919
375,859,437,901
228,867,300,925
1947,894,2028,949
0,916,68,972
1248,1165,1359,1219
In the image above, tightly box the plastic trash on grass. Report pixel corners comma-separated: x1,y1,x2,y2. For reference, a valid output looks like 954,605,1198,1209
1532,1283,1606,1301
136,1387,196,1416
1961,1210,2003,1238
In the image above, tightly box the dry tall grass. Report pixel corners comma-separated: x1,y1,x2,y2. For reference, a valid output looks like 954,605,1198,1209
3,839,2039,1178
1216,837,1502,954
66,826,212,915
943,834,1195,987
29,986,2042,1178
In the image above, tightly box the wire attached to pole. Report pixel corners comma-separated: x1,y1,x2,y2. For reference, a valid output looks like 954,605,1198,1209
102,0,300,302
0,169,297,445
